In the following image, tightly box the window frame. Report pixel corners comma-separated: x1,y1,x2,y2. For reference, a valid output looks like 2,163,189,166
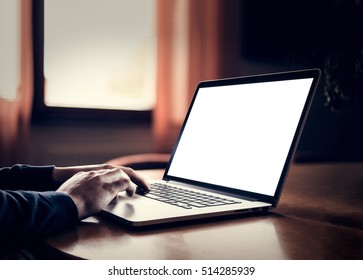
32,0,152,124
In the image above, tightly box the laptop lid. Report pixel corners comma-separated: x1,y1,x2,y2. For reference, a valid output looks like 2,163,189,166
163,69,321,207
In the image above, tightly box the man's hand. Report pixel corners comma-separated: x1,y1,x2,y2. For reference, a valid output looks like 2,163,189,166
56,166,150,219
53,164,125,185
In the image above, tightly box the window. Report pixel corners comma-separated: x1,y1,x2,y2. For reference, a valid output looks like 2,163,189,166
33,0,156,122
0,0,20,101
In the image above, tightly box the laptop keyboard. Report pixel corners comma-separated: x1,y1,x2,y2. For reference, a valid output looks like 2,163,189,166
139,182,241,209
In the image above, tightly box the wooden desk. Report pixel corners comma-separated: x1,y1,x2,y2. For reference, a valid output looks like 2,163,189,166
42,163,363,259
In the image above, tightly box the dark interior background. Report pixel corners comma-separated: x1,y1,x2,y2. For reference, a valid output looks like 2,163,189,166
240,0,363,161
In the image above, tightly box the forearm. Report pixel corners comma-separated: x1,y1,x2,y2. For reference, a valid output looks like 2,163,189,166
0,190,78,255
0,164,56,191
0,164,119,191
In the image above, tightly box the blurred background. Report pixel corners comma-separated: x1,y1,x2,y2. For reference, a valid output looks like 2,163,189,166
1,0,362,166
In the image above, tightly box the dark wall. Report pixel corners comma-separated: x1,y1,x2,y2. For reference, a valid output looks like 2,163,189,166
240,0,363,161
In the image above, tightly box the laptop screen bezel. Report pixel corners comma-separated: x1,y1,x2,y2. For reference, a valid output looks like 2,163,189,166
163,69,321,206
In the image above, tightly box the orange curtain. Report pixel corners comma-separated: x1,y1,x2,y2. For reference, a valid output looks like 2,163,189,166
154,0,237,153
0,0,33,165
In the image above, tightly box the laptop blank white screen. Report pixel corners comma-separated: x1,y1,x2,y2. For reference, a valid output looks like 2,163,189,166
167,78,314,196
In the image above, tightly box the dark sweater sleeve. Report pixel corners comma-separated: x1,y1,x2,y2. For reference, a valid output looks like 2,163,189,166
0,164,57,191
0,190,78,254
0,165,78,255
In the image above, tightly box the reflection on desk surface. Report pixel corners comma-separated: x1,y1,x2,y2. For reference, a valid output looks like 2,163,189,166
45,214,285,260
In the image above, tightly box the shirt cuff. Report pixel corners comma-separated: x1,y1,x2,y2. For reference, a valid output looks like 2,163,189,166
40,191,79,235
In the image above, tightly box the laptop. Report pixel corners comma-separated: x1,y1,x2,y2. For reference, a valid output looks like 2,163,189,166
102,69,321,226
